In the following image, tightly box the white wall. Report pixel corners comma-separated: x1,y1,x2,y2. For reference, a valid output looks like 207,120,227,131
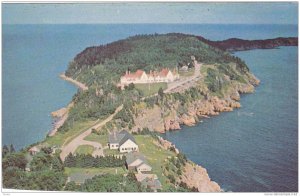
109,142,119,150
137,163,152,173
119,140,138,153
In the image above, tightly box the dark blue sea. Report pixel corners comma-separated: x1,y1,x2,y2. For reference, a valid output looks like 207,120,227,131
2,24,298,192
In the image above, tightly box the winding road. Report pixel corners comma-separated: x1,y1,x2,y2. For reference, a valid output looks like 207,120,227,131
60,104,123,161
164,61,202,93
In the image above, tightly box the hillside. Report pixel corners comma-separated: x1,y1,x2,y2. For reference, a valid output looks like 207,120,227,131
60,33,259,134
196,36,298,52
66,33,250,85
2,33,263,192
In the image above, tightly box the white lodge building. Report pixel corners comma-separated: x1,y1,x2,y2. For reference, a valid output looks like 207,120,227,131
120,68,179,85
108,130,139,153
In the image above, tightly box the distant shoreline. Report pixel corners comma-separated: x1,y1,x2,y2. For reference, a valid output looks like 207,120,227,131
59,73,88,91
48,73,88,137
48,102,74,137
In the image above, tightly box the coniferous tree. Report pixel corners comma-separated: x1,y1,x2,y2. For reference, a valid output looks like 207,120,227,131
9,144,15,153
2,145,9,157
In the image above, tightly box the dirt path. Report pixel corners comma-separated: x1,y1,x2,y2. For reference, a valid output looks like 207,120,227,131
60,104,123,161
60,73,88,91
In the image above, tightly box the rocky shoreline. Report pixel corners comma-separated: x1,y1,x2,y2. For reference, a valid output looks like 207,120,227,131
156,136,222,192
48,102,73,136
48,74,88,137
49,69,259,192
133,76,260,133
59,73,88,91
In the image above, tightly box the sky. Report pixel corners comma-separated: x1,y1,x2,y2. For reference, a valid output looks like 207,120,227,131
2,2,298,25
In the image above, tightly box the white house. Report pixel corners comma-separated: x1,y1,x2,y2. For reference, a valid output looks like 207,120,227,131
120,68,179,86
108,130,139,153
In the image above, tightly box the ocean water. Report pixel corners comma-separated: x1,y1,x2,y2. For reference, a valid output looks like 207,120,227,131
2,24,298,191
163,46,298,192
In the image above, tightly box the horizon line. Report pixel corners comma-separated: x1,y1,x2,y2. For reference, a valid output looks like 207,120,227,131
3,23,298,25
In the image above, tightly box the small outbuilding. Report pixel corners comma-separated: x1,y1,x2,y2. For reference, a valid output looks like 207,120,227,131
135,173,162,191
126,152,152,173
28,146,40,156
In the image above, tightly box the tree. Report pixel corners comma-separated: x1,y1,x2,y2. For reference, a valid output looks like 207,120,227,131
64,153,76,167
52,156,64,172
168,174,176,184
127,83,135,91
41,147,53,154
2,145,9,157
9,144,15,153
158,87,164,100
2,166,26,189
30,152,52,171
2,152,27,170
64,181,79,191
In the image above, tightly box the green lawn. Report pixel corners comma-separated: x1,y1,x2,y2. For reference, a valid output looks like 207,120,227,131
65,167,126,176
65,167,127,184
75,145,94,155
43,120,96,147
179,68,195,77
134,135,176,189
103,148,122,156
84,133,108,147
135,83,167,97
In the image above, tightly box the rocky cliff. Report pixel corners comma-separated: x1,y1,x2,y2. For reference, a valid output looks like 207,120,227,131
133,75,259,133
181,162,222,192
155,136,221,192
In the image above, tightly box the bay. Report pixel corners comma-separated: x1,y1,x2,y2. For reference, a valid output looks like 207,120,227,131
2,24,298,191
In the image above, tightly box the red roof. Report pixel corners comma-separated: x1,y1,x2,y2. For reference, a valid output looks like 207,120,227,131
159,68,170,77
123,70,145,79
122,68,173,79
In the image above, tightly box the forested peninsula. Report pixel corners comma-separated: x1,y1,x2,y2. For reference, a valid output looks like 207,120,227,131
197,36,298,52
63,33,260,134
7,33,294,192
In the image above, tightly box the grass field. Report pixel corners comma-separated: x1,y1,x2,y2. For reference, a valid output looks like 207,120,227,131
65,167,126,176
65,167,126,184
84,133,108,147
43,120,96,147
135,82,167,97
134,135,176,189
103,148,122,156
75,145,94,155
179,68,195,77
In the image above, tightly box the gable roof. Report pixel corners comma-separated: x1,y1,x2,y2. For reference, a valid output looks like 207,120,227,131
119,133,136,146
123,70,145,79
159,68,170,77
126,151,146,166
136,162,152,170
108,130,137,146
